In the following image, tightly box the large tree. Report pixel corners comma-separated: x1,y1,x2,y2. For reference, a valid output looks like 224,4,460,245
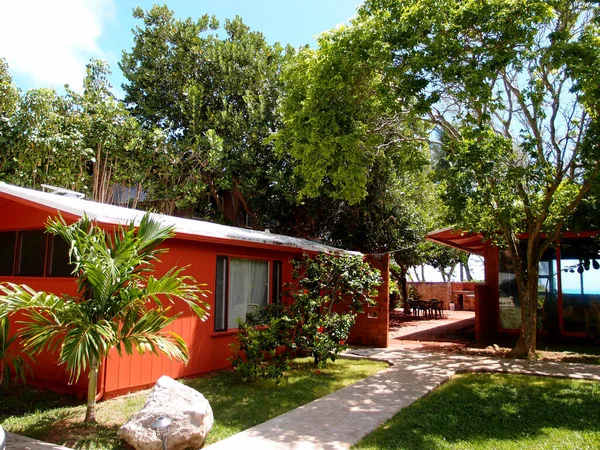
0,214,208,422
0,59,158,204
275,20,437,251
121,6,289,223
328,0,600,357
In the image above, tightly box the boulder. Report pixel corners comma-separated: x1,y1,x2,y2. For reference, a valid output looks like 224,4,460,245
119,376,214,450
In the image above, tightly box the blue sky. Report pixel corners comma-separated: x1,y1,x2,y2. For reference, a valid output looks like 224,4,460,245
0,0,362,98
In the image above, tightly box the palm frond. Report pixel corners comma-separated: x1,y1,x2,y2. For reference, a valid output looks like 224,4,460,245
0,317,32,387
3,211,209,391
0,283,64,317
116,308,188,363
140,268,210,320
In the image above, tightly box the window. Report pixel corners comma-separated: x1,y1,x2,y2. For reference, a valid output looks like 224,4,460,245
0,231,16,276
559,238,600,334
272,260,282,305
17,230,46,276
0,229,74,278
46,235,75,277
214,256,281,332
498,243,557,331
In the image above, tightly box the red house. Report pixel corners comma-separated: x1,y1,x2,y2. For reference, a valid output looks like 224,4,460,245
0,183,389,398
427,227,600,342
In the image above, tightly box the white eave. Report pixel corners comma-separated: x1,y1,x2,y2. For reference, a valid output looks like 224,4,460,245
0,183,355,256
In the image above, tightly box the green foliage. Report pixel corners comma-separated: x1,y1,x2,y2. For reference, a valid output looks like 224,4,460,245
121,5,291,222
348,0,600,356
231,253,381,378
0,316,31,388
231,305,293,384
0,58,161,206
0,212,209,421
275,19,437,254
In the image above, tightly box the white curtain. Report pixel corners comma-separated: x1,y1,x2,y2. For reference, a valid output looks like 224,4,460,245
228,258,269,329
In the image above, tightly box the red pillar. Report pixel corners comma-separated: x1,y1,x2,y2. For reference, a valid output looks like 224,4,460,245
475,242,499,343
348,253,389,348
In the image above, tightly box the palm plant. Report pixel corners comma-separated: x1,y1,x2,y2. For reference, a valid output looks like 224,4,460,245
0,316,31,388
0,213,209,422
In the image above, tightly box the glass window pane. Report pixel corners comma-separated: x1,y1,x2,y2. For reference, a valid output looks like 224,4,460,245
228,258,269,329
17,230,46,277
559,238,600,334
498,249,521,330
46,235,75,277
272,260,282,305
0,231,16,276
214,256,228,332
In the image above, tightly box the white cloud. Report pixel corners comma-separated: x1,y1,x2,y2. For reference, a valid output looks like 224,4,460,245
0,0,115,90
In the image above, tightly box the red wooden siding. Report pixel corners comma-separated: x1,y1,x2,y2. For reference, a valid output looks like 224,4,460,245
1,194,393,398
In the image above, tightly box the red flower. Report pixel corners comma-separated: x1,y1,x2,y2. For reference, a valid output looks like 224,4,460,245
318,326,324,333
315,369,321,375
303,289,309,294
339,340,346,345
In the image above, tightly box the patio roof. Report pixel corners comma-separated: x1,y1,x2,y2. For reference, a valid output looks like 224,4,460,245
426,227,485,256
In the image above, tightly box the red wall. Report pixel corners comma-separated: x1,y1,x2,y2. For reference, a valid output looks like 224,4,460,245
349,254,390,348
408,281,484,311
0,199,307,397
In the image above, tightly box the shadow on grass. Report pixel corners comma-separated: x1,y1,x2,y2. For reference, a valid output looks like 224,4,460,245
354,373,600,450
7,410,130,450
65,423,127,450
0,385,80,420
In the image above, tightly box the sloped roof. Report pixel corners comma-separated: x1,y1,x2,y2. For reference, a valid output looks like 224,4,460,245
0,183,353,255
426,226,485,255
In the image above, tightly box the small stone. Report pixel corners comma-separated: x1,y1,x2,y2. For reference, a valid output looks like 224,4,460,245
119,376,214,450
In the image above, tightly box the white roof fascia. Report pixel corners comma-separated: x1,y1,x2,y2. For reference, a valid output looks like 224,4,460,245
0,183,357,256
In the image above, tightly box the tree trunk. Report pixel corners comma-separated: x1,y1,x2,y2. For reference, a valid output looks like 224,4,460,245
510,248,540,359
399,264,411,315
411,267,421,282
84,358,99,422
463,259,473,281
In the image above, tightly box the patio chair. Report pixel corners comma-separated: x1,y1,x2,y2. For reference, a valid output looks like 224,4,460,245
407,298,420,316
417,300,432,318
430,298,443,319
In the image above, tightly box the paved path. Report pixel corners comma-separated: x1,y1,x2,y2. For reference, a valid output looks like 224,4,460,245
205,349,600,450
7,349,600,450
5,432,71,450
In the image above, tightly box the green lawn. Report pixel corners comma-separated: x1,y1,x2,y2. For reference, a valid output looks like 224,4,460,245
353,373,600,450
1,357,387,449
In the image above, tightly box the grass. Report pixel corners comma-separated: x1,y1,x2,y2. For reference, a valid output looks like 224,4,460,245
353,373,600,450
1,357,387,449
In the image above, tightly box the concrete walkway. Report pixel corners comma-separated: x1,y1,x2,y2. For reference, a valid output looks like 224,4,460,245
5,432,71,450
205,349,600,450
7,349,600,450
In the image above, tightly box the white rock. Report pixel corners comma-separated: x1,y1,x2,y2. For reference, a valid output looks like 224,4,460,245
119,376,214,450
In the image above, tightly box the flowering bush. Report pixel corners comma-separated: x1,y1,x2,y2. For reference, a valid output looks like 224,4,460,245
287,254,381,367
230,305,294,383
231,253,381,380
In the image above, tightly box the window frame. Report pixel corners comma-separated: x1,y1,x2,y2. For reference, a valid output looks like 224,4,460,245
213,254,282,333
0,229,75,279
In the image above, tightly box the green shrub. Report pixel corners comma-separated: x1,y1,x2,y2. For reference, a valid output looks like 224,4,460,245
230,305,294,383
231,254,382,380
